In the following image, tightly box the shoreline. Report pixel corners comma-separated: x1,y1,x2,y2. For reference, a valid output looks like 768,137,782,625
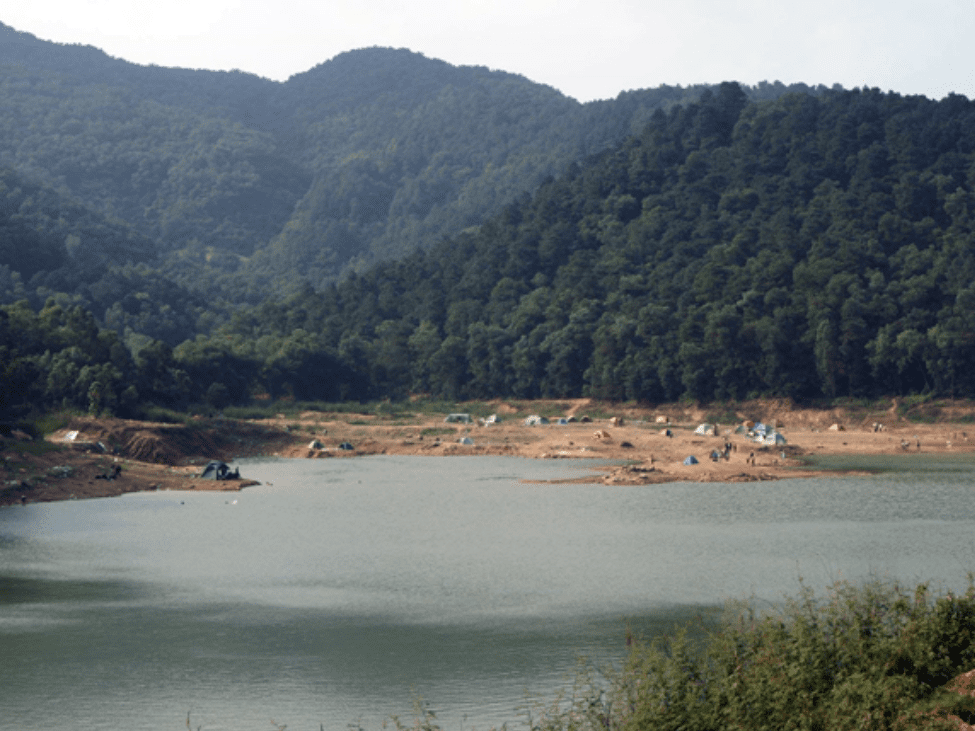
3,399,974,505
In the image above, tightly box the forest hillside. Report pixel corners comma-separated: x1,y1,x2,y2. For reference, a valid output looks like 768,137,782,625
183,83,975,406
3,22,974,416
0,21,813,318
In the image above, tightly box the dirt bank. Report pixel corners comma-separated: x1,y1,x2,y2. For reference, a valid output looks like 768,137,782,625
2,399,973,505
0,416,283,505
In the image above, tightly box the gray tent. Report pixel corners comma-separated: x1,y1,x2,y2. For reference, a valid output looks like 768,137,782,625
683,455,699,465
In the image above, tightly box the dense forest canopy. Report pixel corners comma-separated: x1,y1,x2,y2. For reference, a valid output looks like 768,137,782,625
2,22,974,417
183,84,975,406
1,22,786,312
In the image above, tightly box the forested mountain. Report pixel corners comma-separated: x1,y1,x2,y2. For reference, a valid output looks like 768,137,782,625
6,21,975,418
0,166,204,344
0,22,817,314
178,83,975,406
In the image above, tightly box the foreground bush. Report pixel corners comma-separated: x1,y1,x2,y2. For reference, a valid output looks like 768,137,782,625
522,579,975,731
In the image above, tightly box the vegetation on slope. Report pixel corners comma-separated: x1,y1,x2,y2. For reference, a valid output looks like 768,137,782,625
4,25,975,416
6,81,975,417
194,84,975,404
3,23,778,309
514,578,975,731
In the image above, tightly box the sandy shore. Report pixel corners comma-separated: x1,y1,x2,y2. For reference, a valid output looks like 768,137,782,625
270,399,974,484
2,398,973,505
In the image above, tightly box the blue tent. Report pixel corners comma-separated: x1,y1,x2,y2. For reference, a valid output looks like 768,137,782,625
683,455,699,465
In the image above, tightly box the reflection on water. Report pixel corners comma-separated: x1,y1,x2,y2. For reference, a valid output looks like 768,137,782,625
2,455,975,730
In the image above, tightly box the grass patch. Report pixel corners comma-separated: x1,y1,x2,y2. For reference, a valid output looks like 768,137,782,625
221,405,281,420
419,427,456,438
404,399,494,419
579,403,618,420
830,396,891,411
5,439,63,458
141,405,193,425
704,403,740,424
30,412,74,437
892,395,950,424
906,406,944,423
530,402,576,418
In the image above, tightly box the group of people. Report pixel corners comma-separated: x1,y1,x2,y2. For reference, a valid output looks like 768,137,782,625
709,441,737,462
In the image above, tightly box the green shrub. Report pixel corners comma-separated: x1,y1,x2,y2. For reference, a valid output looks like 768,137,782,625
221,405,279,420
530,578,975,731
30,412,73,437
141,405,191,424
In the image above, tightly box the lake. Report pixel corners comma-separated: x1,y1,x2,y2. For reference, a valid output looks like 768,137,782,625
2,454,975,730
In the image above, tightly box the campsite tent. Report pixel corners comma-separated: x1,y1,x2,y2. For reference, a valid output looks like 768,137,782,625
444,413,472,424
199,461,239,480
524,415,549,426
683,455,699,465
694,423,716,436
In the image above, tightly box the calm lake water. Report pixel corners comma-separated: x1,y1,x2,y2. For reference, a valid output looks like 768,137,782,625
3,454,975,731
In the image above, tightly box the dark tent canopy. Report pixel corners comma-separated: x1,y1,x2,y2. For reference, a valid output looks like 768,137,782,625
199,460,239,480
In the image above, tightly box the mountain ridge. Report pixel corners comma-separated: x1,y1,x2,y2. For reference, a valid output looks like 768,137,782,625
0,22,759,311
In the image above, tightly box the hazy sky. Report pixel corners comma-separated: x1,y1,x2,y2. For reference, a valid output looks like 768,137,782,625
3,0,973,102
